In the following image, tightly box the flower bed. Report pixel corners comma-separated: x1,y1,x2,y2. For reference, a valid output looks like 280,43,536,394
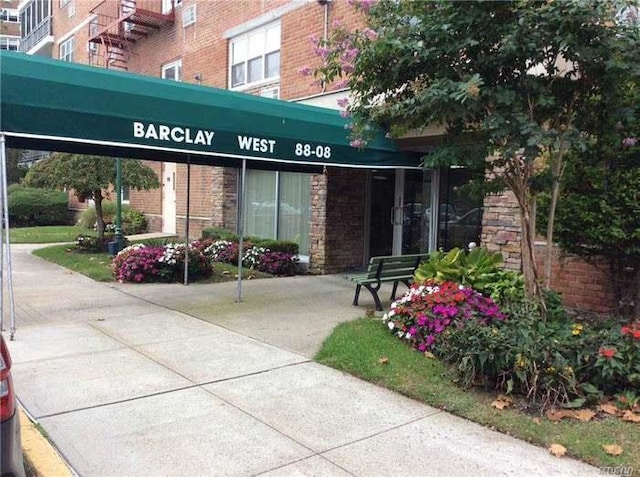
383,279,640,410
113,239,299,283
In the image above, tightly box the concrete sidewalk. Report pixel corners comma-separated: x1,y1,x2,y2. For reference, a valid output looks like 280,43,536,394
4,244,602,476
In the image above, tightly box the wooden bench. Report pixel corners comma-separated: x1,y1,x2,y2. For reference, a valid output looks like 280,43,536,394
350,253,430,311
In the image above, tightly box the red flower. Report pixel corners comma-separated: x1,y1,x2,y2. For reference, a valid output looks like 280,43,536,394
599,347,617,359
621,323,640,340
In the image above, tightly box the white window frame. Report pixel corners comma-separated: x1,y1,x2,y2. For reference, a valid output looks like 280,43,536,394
182,4,196,27
260,87,280,99
162,59,182,82
0,8,18,22
229,22,280,90
0,36,20,51
59,36,74,62
162,0,181,15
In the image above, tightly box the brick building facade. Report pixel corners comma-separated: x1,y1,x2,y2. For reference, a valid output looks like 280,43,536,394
17,0,615,313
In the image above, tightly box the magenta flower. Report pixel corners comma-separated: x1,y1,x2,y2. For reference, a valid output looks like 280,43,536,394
336,97,350,108
362,28,379,41
350,138,367,148
298,66,313,77
334,79,349,89
623,137,637,148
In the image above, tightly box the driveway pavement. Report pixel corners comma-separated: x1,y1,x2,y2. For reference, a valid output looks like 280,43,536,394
3,244,603,476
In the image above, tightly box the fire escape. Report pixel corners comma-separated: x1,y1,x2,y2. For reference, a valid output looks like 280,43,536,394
88,0,175,70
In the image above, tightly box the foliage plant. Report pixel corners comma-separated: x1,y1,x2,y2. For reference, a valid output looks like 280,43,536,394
78,203,148,235
546,82,640,319
24,153,159,240
7,187,69,226
112,243,212,283
308,0,640,307
76,233,129,253
257,251,298,276
382,281,506,352
384,278,640,408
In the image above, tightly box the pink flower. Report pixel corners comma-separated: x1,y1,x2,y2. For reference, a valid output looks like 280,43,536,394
336,97,350,108
313,46,331,60
334,79,349,89
341,48,359,62
298,65,313,76
622,137,637,148
362,28,378,41
340,109,351,118
350,138,367,148
308,33,320,44
340,62,355,74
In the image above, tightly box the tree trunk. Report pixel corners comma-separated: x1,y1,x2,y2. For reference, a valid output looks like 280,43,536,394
544,152,565,289
518,195,542,304
93,189,106,240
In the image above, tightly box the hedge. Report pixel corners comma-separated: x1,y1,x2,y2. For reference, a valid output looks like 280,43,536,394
8,188,70,226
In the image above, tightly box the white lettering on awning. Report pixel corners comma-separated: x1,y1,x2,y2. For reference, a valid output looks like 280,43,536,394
133,122,215,146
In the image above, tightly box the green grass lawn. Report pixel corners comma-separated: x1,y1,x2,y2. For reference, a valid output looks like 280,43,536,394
315,317,640,470
9,225,92,244
32,244,115,281
32,243,270,283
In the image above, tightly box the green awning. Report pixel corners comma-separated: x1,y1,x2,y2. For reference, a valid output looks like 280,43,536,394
0,51,421,171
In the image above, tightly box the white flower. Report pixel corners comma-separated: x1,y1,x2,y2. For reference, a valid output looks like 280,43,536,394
387,321,395,330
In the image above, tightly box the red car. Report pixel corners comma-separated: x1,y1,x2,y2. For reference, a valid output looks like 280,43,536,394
1,334,25,477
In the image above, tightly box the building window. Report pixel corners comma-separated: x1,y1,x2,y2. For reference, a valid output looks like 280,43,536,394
121,186,130,204
230,22,280,89
59,36,74,62
162,0,181,15
243,171,311,255
0,8,18,22
260,87,280,99
0,37,19,51
20,0,51,40
162,59,182,81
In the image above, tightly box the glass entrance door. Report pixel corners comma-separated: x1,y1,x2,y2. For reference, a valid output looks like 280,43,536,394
369,170,395,257
400,169,429,254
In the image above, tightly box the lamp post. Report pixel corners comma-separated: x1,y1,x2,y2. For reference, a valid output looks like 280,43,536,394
115,157,123,251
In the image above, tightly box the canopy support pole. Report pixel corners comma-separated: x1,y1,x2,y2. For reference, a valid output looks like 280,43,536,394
0,134,16,339
236,159,246,303
114,158,123,251
183,155,191,286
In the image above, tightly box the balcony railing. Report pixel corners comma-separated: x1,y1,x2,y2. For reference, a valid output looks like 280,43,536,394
20,16,52,54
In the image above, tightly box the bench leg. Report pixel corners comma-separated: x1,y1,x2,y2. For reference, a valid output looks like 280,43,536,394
390,281,399,302
352,284,362,306
363,284,383,311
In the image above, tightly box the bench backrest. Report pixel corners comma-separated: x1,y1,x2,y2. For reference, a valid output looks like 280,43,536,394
365,254,430,280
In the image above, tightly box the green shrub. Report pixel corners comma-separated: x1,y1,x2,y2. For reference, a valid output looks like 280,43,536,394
432,301,640,409
200,228,299,255
122,208,148,235
8,188,70,226
201,226,239,242
76,233,128,253
77,202,117,229
254,239,299,255
77,203,147,235
7,183,23,195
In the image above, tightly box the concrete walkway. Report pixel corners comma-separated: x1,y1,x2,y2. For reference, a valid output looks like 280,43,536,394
3,244,602,477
